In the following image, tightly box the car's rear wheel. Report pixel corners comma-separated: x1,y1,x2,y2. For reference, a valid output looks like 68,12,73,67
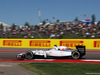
72,51,80,59
25,51,34,60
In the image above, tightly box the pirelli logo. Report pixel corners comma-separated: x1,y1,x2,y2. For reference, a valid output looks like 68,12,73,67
94,41,100,47
60,41,84,47
3,40,22,46
30,40,51,47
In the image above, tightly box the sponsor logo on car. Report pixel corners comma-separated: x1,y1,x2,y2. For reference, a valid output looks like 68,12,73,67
30,40,51,47
3,40,22,46
94,41,100,47
60,41,84,47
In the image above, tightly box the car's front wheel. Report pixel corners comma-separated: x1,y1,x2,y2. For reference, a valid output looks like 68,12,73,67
25,51,34,60
72,51,80,59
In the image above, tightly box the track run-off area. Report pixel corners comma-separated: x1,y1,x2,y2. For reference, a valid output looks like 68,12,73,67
0,48,100,63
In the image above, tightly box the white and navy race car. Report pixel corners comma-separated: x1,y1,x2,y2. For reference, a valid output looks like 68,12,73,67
16,45,86,60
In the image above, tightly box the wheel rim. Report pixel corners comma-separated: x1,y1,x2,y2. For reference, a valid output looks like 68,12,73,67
73,53,79,58
72,52,80,59
26,52,33,59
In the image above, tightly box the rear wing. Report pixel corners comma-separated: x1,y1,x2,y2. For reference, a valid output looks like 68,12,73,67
76,45,86,56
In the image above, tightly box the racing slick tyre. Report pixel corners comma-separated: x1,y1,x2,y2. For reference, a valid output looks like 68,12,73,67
72,51,80,59
25,51,34,60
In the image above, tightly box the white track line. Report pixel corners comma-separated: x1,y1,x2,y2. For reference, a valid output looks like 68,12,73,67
82,60,100,61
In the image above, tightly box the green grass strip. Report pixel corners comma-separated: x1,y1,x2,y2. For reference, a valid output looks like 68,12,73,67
19,62,100,75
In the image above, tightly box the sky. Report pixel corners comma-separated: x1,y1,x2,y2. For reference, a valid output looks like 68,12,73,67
0,0,100,26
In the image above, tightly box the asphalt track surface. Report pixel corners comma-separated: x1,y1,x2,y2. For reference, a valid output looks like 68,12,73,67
0,47,100,60
1,48,100,75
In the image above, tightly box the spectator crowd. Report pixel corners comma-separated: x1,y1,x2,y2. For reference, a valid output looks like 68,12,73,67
0,20,100,39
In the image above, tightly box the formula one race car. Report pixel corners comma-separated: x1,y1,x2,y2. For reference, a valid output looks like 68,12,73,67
16,45,86,60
